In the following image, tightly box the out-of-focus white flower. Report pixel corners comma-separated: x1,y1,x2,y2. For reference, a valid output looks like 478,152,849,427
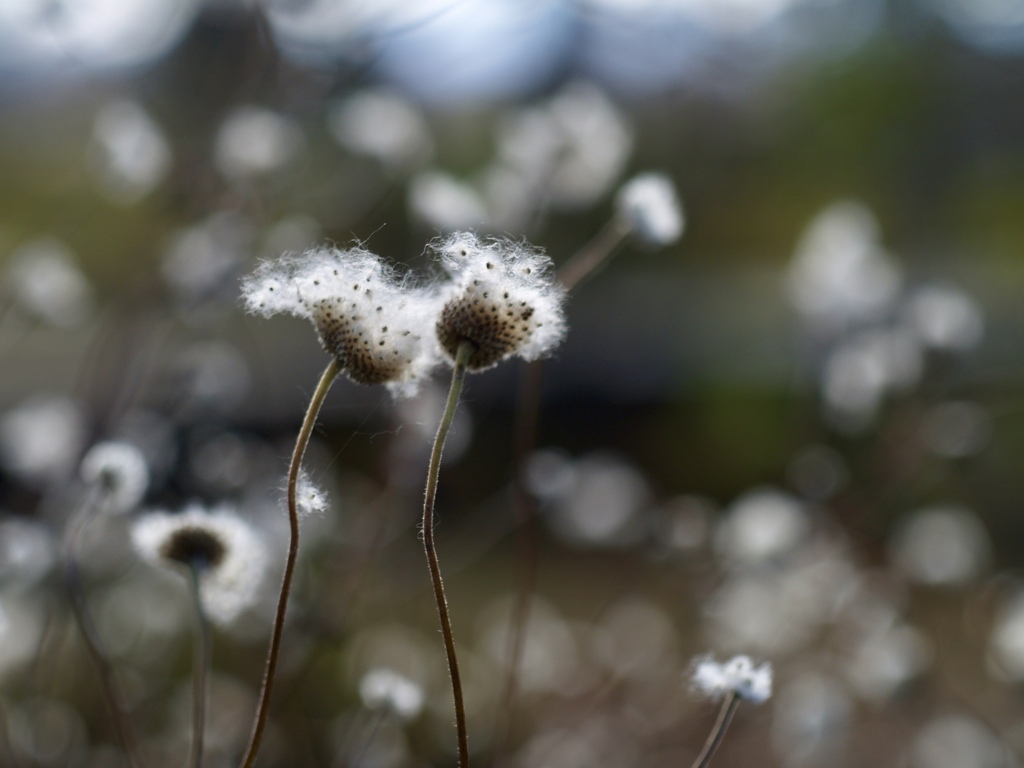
908,715,1004,768
889,505,990,586
131,504,267,626
162,212,252,304
359,668,424,719
0,397,85,485
821,327,923,432
80,441,149,514
214,106,303,180
614,172,684,246
715,488,808,565
433,232,567,371
843,623,932,701
545,452,650,548
407,170,487,231
328,89,433,171
987,592,1024,681
89,99,171,204
771,673,852,766
786,201,902,332
903,285,984,352
692,654,773,703
242,245,442,397
0,519,55,587
543,82,633,210
3,238,94,327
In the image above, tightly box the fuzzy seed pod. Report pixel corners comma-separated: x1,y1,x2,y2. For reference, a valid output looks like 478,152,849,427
242,247,442,397
432,233,566,371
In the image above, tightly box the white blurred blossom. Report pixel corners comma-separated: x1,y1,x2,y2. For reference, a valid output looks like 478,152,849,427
904,285,984,352
407,170,487,231
359,668,424,720
772,672,852,767
3,238,94,327
787,201,902,333
214,106,303,180
89,99,171,204
909,716,1005,768
329,88,433,171
80,440,149,514
889,505,990,586
0,397,85,485
714,487,808,566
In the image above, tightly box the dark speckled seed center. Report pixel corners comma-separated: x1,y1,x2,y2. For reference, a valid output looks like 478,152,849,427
161,527,226,570
436,290,536,370
310,297,413,385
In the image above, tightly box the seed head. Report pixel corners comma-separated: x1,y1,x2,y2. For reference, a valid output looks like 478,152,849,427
80,441,149,514
242,246,442,397
691,654,773,704
614,172,684,246
131,504,267,626
433,233,567,371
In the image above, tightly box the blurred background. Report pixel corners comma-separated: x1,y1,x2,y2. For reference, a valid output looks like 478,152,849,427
2,0,1024,766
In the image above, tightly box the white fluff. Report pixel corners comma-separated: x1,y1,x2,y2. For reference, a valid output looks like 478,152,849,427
692,654,773,704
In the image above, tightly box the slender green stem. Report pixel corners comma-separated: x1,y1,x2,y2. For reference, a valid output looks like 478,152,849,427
556,219,631,291
690,693,740,768
423,340,474,768
62,489,142,768
239,358,342,768
187,566,211,768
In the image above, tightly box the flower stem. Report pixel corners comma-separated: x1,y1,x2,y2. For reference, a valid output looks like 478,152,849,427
62,490,142,768
188,566,211,768
690,692,740,768
423,340,474,768
556,219,630,291
239,358,341,768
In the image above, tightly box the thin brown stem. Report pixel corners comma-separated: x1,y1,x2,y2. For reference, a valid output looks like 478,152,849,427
690,693,741,768
239,358,342,768
422,340,474,768
188,566,211,768
62,490,143,768
556,219,631,291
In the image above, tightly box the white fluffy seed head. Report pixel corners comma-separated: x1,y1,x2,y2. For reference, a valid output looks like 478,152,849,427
131,504,267,626
80,441,149,514
691,654,773,704
614,172,684,246
242,247,442,397
432,232,567,371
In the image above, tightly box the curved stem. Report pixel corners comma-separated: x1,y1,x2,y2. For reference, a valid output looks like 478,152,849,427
239,358,341,768
690,693,740,768
62,489,143,768
423,340,473,768
187,566,211,768
556,219,630,291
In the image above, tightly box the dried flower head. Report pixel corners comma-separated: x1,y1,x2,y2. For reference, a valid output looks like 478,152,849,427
692,654,773,704
131,504,267,626
433,233,567,371
614,172,684,246
80,441,149,514
242,246,442,397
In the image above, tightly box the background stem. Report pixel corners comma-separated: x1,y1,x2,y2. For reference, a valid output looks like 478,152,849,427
188,567,211,768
